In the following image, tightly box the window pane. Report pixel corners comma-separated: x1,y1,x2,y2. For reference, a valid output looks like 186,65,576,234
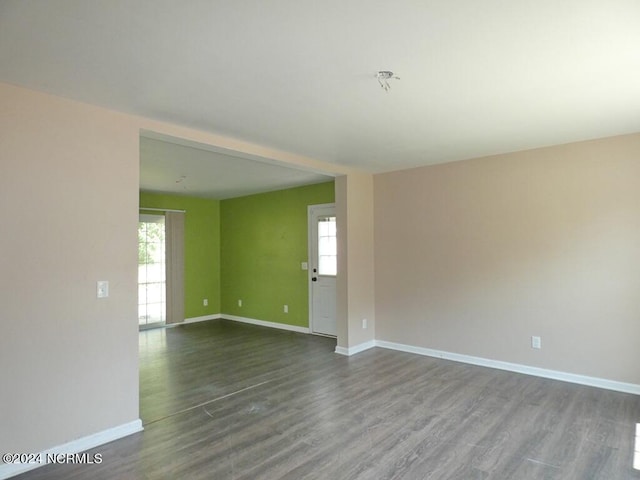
318,237,334,256
319,255,337,276
317,216,337,276
138,284,147,305
327,217,336,236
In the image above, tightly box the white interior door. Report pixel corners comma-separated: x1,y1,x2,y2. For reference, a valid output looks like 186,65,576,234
308,204,337,336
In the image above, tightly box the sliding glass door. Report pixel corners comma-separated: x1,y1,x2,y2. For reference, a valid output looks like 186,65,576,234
138,214,166,328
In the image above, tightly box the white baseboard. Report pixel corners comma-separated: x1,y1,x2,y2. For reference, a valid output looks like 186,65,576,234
0,419,143,480
183,314,222,324
222,314,310,334
162,313,640,396
375,340,640,396
335,340,376,356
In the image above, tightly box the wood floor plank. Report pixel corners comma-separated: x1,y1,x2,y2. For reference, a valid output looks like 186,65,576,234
13,320,640,479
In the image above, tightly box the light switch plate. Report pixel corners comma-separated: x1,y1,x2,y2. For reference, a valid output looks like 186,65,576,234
97,281,109,298
301,262,308,270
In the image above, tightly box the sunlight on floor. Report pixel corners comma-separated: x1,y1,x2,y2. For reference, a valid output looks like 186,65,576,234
139,327,167,354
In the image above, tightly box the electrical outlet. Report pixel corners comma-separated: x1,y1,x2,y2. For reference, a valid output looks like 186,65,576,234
531,336,541,349
238,299,242,307
203,299,208,306
362,318,368,329
284,305,288,313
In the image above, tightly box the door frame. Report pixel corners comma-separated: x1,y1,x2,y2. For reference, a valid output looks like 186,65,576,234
307,203,337,336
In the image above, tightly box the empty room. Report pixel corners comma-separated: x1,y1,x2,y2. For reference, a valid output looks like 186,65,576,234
1,1,639,479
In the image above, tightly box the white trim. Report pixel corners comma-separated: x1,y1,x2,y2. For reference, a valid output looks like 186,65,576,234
334,340,376,356
223,314,310,334
0,419,143,480
307,204,314,335
183,314,222,324
375,340,640,396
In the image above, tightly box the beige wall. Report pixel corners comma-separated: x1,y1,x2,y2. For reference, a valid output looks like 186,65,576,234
374,133,640,384
0,83,140,452
336,174,375,349
0,82,375,456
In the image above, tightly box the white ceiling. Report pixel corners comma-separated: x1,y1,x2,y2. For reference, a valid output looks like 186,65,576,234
1,1,640,181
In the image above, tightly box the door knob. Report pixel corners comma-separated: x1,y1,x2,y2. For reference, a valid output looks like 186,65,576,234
312,277,318,282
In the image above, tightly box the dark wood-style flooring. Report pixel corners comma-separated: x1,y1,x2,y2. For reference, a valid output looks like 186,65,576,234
15,319,640,479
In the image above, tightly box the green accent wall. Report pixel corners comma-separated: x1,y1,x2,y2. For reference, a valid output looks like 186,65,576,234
220,182,335,327
139,192,221,319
